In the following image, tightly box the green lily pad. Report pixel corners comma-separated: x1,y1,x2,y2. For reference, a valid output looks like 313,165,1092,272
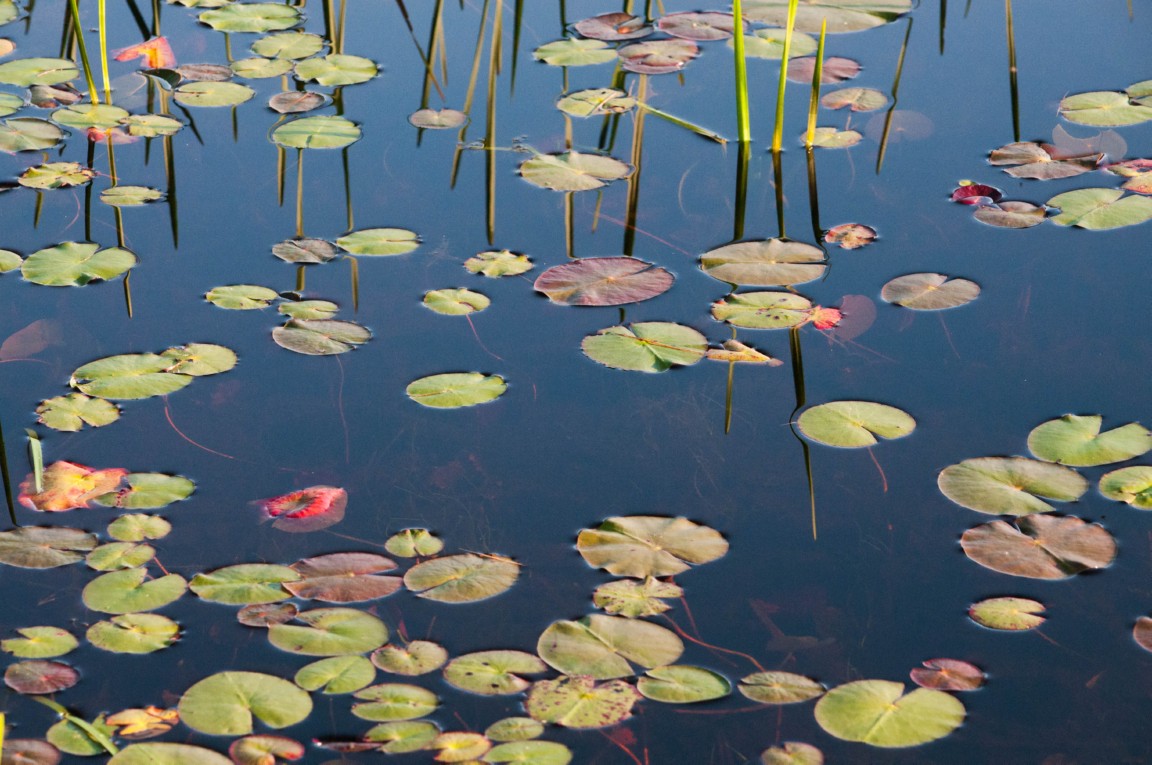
576,516,729,578
711,292,815,329
423,288,490,315
92,472,196,509
51,103,129,129
409,108,468,129
465,249,533,277
881,273,980,310
294,54,377,86
161,343,237,376
556,88,636,118
430,732,491,761
352,683,438,722
0,91,23,117
814,680,965,748
179,671,312,735
173,81,255,107
272,238,337,263
0,526,96,568
86,542,156,570
581,322,707,373
371,640,447,675
484,741,573,764
808,127,862,148
525,676,640,728
821,87,888,111
273,318,372,355
743,0,913,33
189,563,300,604
2,626,78,658
87,613,180,653
1058,90,1152,126
738,29,817,60
363,720,441,752
537,614,683,679
968,597,1046,630
36,393,120,431
206,284,279,309
295,655,376,694
199,3,301,32
1027,414,1152,467
443,650,547,695
0,117,64,151
961,514,1116,579
937,456,1088,515
268,607,388,655
108,513,172,541
592,577,682,618
406,372,507,409
739,672,824,704
22,242,134,285
384,528,444,557
285,552,402,602
47,714,114,755
121,113,183,137
71,353,191,399
18,162,96,189
101,186,165,206
638,665,731,703
1099,465,1152,508
231,56,294,79
519,151,632,191
336,227,420,255
272,115,361,149
533,39,616,67
403,552,519,601
1047,188,1152,230
534,257,672,305
759,742,825,765
82,568,188,613
0,57,78,86
252,31,325,59
109,743,232,764
797,401,916,448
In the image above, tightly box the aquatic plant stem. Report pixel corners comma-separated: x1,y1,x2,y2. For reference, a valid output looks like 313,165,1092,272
635,102,725,143
624,75,648,257
32,698,118,755
771,0,799,153
804,19,826,148
733,140,750,240
348,255,360,311
1005,0,1020,142
295,149,304,238
731,0,751,144
788,327,817,539
98,0,111,103
163,398,237,460
724,360,735,434
0,415,17,527
67,0,100,104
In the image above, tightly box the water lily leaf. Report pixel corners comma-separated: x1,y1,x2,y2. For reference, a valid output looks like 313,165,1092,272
295,655,376,694
273,238,337,263
295,54,377,86
0,739,63,765
161,343,237,376
443,650,547,695
814,680,964,748
336,227,420,255
824,223,876,249
938,456,1088,515
71,354,190,399
1099,466,1152,508
972,201,1047,228
273,318,372,355
431,732,490,762
0,248,21,271
0,91,23,118
277,299,338,320
638,665,731,703
189,564,299,604
231,57,293,79
0,57,78,86
238,602,298,627
534,257,670,305
179,671,312,735
573,12,652,41
797,401,915,448
962,514,1116,579
409,108,468,129
705,339,781,364
2,626,78,658
18,162,95,189
268,90,328,114
82,567,188,613
385,528,444,557
86,542,155,570
788,56,859,84
363,720,441,753
821,87,886,111
0,117,64,151
173,81,255,107
659,11,742,40
92,472,195,509
0,526,96,568
268,607,388,655
618,39,699,74
252,31,325,59
1027,414,1152,467
1047,188,1152,229
206,284,278,309
909,659,984,691
198,3,301,32
22,241,134,285
229,736,304,765
87,613,179,653
760,742,824,765
107,513,172,542
556,88,636,118
352,684,438,721
36,393,120,431
5,660,78,693
120,113,183,137
739,672,824,704
485,718,544,742
272,115,360,149
577,516,728,578
533,39,616,67
109,743,231,764
581,322,707,373
525,676,640,728
103,707,178,740
519,151,632,192
424,288,490,315
745,0,912,31
285,552,402,602
701,240,825,287
969,597,1046,630
178,63,233,82
537,614,683,679
30,82,84,107
738,28,817,59
19,461,127,511
257,486,347,532
101,185,165,206
403,553,519,602
47,715,115,756
989,141,1100,179
593,578,682,618
1134,617,1152,653
1059,90,1152,126
484,741,573,764
51,103,129,129
463,249,530,276
371,640,447,676
808,127,862,147
405,372,507,408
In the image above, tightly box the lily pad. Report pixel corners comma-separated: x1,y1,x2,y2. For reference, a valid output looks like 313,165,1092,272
431,732,491,761
252,31,325,59
577,516,728,577
268,607,389,655
18,162,96,189
409,108,468,129
969,597,1046,630
178,63,233,81
352,683,438,722
107,514,172,542
1058,90,1152,126
5,660,78,694
205,284,279,309
961,514,1116,579
581,322,707,373
743,0,914,33
2,626,78,658
0,91,23,117
525,676,640,728
788,56,860,84
0,740,64,765
443,650,547,695
230,57,294,79
71,354,191,399
423,288,490,315
273,238,337,264
989,141,1100,179
385,528,444,557
86,542,156,570
109,743,231,764
189,564,299,604
938,456,1089,515
22,241,134,286
484,741,573,764
229,736,304,765
36,393,119,431
363,720,441,752
739,29,817,60
19,461,127,511
556,89,636,118
760,742,824,765
100,186,165,206
573,12,652,41
82,567,188,613
161,343,237,376
464,250,531,277
485,718,544,743
336,227,420,255
618,39,699,75
406,372,507,409
238,602,298,627
295,54,377,86
814,680,964,748
972,201,1047,228
909,659,984,691
592,578,683,618
1134,617,1152,653
272,115,360,149
637,665,731,703
702,240,825,287
295,655,376,694
0,117,64,151
173,81,255,107
534,257,671,305
533,39,616,67
87,613,180,654
403,553,519,602
273,318,372,355
537,614,683,679
821,87,887,111
121,114,183,137
797,401,915,447
1027,414,1152,467
268,91,328,114
47,715,115,756
1047,188,1152,230
808,127,862,147
824,223,877,249
658,11,742,40
738,672,824,704
519,151,632,192
0,57,78,86
371,640,448,676
1099,465,1152,508
198,3,301,33
179,671,312,735
285,552,402,602
92,472,195,509
0,526,96,568
0,248,21,271
51,103,129,130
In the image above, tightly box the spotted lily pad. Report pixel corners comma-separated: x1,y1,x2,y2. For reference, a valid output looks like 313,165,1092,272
87,613,179,654
18,162,96,189
371,641,447,676
2,626,78,658
1027,414,1152,467
273,319,372,355
1099,466,1152,508
423,288,490,315
295,655,376,694
0,526,96,568
336,227,420,255
206,284,279,309
179,671,312,735
739,672,824,704
969,597,1046,630
403,553,519,602
36,393,120,431
962,514,1116,579
0,57,78,86
534,257,671,305
485,718,544,742
0,117,64,151
198,3,301,32
576,516,728,578
519,151,632,192
352,684,438,722
743,0,913,33
82,567,188,613
797,401,915,448
909,659,984,691
295,54,377,86
363,720,441,752
537,615,683,679
189,564,299,604
814,680,964,748
1047,188,1152,230
272,115,360,149
637,666,731,703
532,39,616,67
573,12,652,41
938,456,1088,515
618,39,699,74
268,607,389,655
174,81,255,107
430,732,491,761
92,473,195,509
443,650,547,695
525,676,640,728
592,578,682,618
581,322,707,373
285,552,402,602
405,373,507,409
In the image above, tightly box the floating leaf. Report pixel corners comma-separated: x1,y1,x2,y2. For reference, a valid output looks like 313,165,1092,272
463,250,533,277
1047,188,1152,230
30,83,84,108
18,162,95,189
0,117,64,151
431,732,491,762
743,0,913,33
113,36,176,69
532,39,616,67
808,127,862,147
352,684,438,722
238,602,298,627
618,39,699,74
336,227,420,255
19,461,127,511
36,393,119,432
760,742,824,765
294,54,377,86
5,660,78,694
423,288,490,316
537,614,683,679
659,11,742,40
797,401,915,448
581,322,707,373
739,672,824,704
268,91,327,114
701,240,825,287
0,91,23,118
198,3,301,32
739,29,817,59
51,103,129,130
815,680,964,748
405,373,507,409
788,56,859,84
0,248,22,272
87,613,180,654
257,486,347,532
484,741,573,764
821,87,886,111
577,516,727,578
86,542,155,570
105,707,179,740
178,671,312,735
1099,466,1152,509
525,676,640,729
972,201,1047,228
229,736,304,765
909,659,984,691
189,564,299,604
362,720,441,753
593,578,682,618
988,141,1100,179
268,607,388,655
272,115,360,149
1134,617,1152,653
22,241,134,285
100,186,165,206
174,81,255,107
385,528,444,557
107,514,172,542
938,456,1088,515
1058,90,1152,126
231,57,294,79
121,114,182,137
705,340,781,364
556,89,636,118
2,626,78,658
0,526,96,568
295,655,376,694
962,514,1116,579
952,182,1002,205
534,257,671,305
1,739,64,765
1027,414,1152,467
109,743,231,764
93,472,195,509
252,31,325,60
443,650,547,695
273,319,372,355
277,300,339,319
71,354,190,400
371,641,447,676
573,12,652,41
82,567,188,613
285,552,402,602
519,151,632,192
637,666,731,703
824,224,876,249
485,718,544,743
0,58,78,86
47,715,115,756
160,343,237,377
273,238,337,263
409,108,468,129
206,284,279,309
403,553,519,602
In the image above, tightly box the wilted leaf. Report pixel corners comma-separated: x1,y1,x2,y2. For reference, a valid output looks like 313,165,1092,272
285,552,402,602
4,660,78,694
443,650,547,695
525,676,640,728
19,461,127,512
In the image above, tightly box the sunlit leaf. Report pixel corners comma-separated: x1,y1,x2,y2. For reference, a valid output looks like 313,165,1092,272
0,117,64,151
659,11,742,40
0,58,78,86
189,564,299,604
537,614,683,679
814,680,964,748
105,707,179,740
294,54,377,86
409,108,468,129
821,87,887,112
273,319,372,355
107,514,172,542
295,655,376,694
21,241,134,285
47,715,115,756
431,731,491,762
173,81,255,107
938,456,1088,515
384,528,444,557
797,401,915,448
1058,90,1152,126
0,248,22,272
739,672,824,704
743,0,913,33
533,39,616,67
268,607,388,655
4,660,78,693
592,577,682,618
252,31,325,60
285,552,402,602
51,103,129,129
1099,465,1152,509
738,29,817,59
0,526,96,568
121,114,183,137
109,743,231,764
637,665,731,703
525,676,640,728
198,3,301,32
87,613,180,654
0,91,23,118
1027,414,1152,467
443,650,547,695
573,12,652,41
519,151,632,192
581,322,707,373
363,720,441,753
352,683,438,722
962,514,1116,579
231,57,293,79
229,735,304,765
534,257,671,305
485,717,544,743
178,671,312,735
577,516,728,578
272,115,360,149
423,288,490,315
371,640,447,676
18,162,95,189
484,741,573,764
82,567,188,613
405,373,507,409
824,223,876,249
1047,188,1152,230
909,659,984,691
1,626,78,658
36,393,120,432
618,39,699,74
92,472,195,509
404,553,519,602
556,89,636,118
86,542,155,570
101,185,165,206
18,461,127,511
336,227,420,255
701,240,825,287
113,37,176,69
206,284,279,309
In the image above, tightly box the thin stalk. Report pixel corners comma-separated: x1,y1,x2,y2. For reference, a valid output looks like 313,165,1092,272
510,0,524,94
295,149,304,238
876,17,913,173
623,75,648,257
67,0,100,104
724,360,735,434
277,145,285,206
939,0,946,54
98,0,111,102
804,20,826,148
342,147,354,231
484,0,503,244
771,146,785,239
731,0,751,143
733,140,750,240
336,0,347,54
348,256,359,311
771,0,799,153
564,193,574,259
84,141,94,240
636,102,726,143
122,270,133,317
805,147,825,250
33,191,43,228
0,415,17,527
151,0,160,36
1005,0,1019,142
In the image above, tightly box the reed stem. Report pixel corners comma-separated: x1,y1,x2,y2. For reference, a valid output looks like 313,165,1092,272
771,0,799,153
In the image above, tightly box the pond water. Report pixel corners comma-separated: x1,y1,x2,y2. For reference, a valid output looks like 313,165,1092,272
2,0,1152,763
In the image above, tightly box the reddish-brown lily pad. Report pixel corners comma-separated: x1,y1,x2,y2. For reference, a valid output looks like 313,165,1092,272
787,56,859,84
285,552,402,603
1134,616,1152,653
657,11,743,40
909,659,985,691
229,735,305,765
534,258,673,306
618,40,699,75
18,461,127,512
0,739,63,764
961,514,1116,579
573,12,652,41
4,659,79,694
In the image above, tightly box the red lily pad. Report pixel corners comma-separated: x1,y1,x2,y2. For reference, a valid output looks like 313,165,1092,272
657,11,743,41
617,40,699,75
19,461,127,512
0,739,63,764
5,659,79,694
1134,616,1152,653
257,486,347,532
909,659,985,691
114,37,176,69
285,552,402,603
534,258,673,306
229,735,305,765
824,224,876,250
238,602,298,627
787,56,859,84
951,183,1002,205
961,514,1116,580
573,12,652,41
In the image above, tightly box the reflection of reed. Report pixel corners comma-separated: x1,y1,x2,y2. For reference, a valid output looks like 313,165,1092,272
733,140,750,240
623,75,648,257
788,327,818,540
0,415,18,527
1005,0,1020,142
875,17,913,174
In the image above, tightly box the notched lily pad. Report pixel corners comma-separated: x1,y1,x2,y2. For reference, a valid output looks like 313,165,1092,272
82,567,188,613
178,671,312,735
384,528,444,557
36,393,120,431
533,39,616,67
273,319,372,355
443,650,547,695
582,322,707,373
0,526,96,568
573,12,652,41
87,613,180,654
406,372,507,409
371,640,447,676
5,659,78,694
537,614,683,679
961,514,1116,579
173,81,255,107
272,115,361,149
739,671,824,705
938,456,1088,516
336,227,420,256
205,284,279,309
198,3,301,33
618,39,699,75
519,151,632,192
909,659,984,691
2,626,78,658
18,162,95,189
294,54,378,86
295,655,376,694
189,563,299,605
797,401,915,448
701,239,825,287
285,552,402,602
972,201,1047,228
525,676,640,728
814,680,964,748
637,665,731,704
465,249,533,277
352,683,438,722
556,89,636,118
1027,414,1152,467
423,288,490,316
1099,466,1152,508
22,241,134,285
592,577,682,618
409,108,467,129
267,607,389,656
1047,188,1152,230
